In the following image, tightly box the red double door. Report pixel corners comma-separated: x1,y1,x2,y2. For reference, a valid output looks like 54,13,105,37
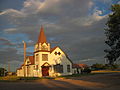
42,66,49,76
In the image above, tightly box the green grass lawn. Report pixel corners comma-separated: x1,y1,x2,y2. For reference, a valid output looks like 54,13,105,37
0,76,55,82
57,73,95,79
1,72,117,82
0,76,20,82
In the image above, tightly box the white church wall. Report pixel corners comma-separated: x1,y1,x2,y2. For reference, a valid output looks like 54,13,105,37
50,47,72,76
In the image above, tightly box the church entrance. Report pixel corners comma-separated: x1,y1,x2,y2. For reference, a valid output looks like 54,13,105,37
42,66,49,76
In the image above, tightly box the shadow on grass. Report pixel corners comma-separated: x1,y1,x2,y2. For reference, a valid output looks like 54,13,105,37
0,76,55,82
0,73,99,82
57,73,95,79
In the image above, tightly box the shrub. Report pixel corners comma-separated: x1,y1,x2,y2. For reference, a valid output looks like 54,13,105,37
91,63,105,70
81,68,91,74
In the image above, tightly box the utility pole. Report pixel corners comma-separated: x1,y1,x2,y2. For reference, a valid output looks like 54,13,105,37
23,41,26,77
8,63,10,72
4,65,6,76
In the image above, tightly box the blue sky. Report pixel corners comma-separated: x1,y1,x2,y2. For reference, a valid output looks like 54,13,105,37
0,0,120,71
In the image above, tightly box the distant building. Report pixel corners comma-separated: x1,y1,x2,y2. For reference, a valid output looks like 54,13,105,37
72,64,89,74
17,26,73,77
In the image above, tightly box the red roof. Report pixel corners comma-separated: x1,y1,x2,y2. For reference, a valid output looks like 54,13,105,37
28,56,34,65
38,26,47,43
50,46,58,53
17,56,34,70
78,64,88,68
17,68,21,70
73,64,80,68
73,64,89,68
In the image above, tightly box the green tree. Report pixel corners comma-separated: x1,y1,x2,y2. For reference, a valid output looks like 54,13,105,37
104,4,120,65
0,68,7,76
91,63,105,70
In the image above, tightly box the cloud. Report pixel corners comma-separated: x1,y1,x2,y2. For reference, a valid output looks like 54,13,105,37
0,9,24,16
118,1,120,4
70,9,107,27
0,47,23,64
0,37,14,46
4,28,17,32
95,0,112,4
0,0,113,71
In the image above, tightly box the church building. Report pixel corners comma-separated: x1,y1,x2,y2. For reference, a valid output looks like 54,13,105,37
17,26,73,77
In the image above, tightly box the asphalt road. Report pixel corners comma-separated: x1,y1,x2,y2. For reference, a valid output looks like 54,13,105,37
0,73,120,90
0,79,91,90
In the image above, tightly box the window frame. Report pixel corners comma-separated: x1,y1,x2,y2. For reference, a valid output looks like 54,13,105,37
36,54,39,63
67,65,70,72
54,64,63,73
42,54,48,61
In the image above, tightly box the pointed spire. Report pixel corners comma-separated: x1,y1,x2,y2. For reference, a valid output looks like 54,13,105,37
38,25,47,43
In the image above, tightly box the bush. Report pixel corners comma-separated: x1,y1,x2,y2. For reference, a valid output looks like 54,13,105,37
91,63,105,70
19,77,39,80
104,64,119,70
81,68,91,74
0,68,7,76
0,76,20,81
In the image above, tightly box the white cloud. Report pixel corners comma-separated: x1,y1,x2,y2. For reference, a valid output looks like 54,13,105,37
0,9,25,16
0,0,109,66
4,28,17,32
98,0,112,4
118,1,120,4
70,9,107,27
88,1,94,8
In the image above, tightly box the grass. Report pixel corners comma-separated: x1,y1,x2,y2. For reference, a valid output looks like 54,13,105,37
91,70,120,73
19,77,40,80
0,75,20,82
0,74,92,82
1,70,119,82
56,73,95,79
0,76,55,82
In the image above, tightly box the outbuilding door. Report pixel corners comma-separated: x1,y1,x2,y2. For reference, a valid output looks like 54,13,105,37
42,66,49,76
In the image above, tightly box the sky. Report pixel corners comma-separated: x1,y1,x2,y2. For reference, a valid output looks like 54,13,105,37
0,0,120,71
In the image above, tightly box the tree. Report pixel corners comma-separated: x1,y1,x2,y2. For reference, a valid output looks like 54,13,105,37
0,68,7,76
104,4,120,65
91,63,105,70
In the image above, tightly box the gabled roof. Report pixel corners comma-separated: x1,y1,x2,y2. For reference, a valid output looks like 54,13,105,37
50,46,73,64
41,62,51,67
17,64,24,70
38,26,47,43
28,56,34,65
50,46,58,53
17,56,34,70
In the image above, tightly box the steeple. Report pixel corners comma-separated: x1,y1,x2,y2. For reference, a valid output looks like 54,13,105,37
38,26,47,43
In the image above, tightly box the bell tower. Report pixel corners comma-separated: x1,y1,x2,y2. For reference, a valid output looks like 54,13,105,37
34,26,50,52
